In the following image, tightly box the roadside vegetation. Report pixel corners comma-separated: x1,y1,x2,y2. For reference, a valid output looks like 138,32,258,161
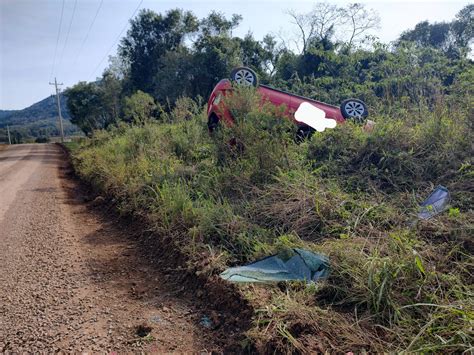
67,3,473,353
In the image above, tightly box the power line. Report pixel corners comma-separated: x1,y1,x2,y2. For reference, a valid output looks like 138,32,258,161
89,0,143,80
58,0,78,77
73,0,104,66
49,0,66,81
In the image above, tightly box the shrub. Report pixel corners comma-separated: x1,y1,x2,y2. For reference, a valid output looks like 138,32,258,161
123,90,157,124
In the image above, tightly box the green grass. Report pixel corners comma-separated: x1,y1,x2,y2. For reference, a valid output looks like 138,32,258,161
71,88,473,352
62,141,81,152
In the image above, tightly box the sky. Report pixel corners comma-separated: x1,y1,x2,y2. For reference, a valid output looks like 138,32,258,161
0,0,470,110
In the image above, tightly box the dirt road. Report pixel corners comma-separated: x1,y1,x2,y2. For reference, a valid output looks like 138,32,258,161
0,144,221,352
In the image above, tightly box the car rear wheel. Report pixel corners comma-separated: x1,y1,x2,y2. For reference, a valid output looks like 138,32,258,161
341,99,368,122
230,67,258,87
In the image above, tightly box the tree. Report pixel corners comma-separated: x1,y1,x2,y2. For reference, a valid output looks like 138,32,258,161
100,71,123,125
341,3,380,49
123,91,157,124
287,2,343,54
452,4,473,50
11,130,23,144
234,33,276,80
198,11,242,37
119,9,199,94
399,21,451,49
107,55,129,80
66,82,113,135
398,5,473,59
261,34,284,76
192,34,241,97
274,49,299,82
190,12,243,98
152,48,195,103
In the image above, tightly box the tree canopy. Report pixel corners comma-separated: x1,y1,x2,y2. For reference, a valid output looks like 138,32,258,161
67,3,473,135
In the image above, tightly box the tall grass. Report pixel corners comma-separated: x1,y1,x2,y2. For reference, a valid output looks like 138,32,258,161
72,88,473,352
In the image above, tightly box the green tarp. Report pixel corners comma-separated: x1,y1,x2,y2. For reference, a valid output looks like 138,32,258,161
220,248,330,283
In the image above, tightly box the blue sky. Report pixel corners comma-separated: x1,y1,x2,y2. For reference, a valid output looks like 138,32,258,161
0,0,470,110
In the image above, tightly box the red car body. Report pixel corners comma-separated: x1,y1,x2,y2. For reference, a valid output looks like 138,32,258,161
207,78,346,131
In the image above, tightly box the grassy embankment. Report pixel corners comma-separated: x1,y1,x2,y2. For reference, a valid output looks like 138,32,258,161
70,88,473,352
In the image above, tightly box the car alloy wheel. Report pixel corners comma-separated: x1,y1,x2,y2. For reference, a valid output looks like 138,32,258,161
230,67,258,87
340,98,368,121
344,101,365,117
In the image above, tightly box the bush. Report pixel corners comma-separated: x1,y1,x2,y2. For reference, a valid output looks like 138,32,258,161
123,90,157,124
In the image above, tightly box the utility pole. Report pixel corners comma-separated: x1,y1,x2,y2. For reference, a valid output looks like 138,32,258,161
49,77,65,143
6,125,11,145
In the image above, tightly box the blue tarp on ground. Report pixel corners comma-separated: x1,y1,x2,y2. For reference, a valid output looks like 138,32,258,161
418,185,450,220
220,248,330,283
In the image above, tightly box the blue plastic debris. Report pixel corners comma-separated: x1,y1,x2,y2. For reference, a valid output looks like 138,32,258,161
418,185,451,220
220,248,329,283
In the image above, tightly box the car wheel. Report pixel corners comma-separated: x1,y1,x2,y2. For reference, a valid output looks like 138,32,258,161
230,67,258,87
340,99,368,122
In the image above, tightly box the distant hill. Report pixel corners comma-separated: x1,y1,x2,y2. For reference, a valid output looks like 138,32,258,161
0,110,16,121
0,94,71,126
0,94,81,142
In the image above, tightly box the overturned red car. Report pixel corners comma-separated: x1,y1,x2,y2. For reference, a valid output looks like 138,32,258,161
207,67,368,136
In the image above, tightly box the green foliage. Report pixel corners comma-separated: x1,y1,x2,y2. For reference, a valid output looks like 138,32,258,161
62,5,473,142
67,81,115,135
123,90,156,124
398,5,473,59
9,130,24,144
66,4,474,353
119,8,199,94
212,86,298,188
306,110,472,193
169,96,202,122
273,41,469,113
72,85,472,352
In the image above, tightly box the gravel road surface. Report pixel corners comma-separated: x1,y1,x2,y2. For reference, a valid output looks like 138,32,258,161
0,144,220,352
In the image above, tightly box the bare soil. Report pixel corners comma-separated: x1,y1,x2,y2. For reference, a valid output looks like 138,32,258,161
0,144,245,352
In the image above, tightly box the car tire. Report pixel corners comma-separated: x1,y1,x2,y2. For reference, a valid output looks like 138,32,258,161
340,99,368,122
230,67,258,87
